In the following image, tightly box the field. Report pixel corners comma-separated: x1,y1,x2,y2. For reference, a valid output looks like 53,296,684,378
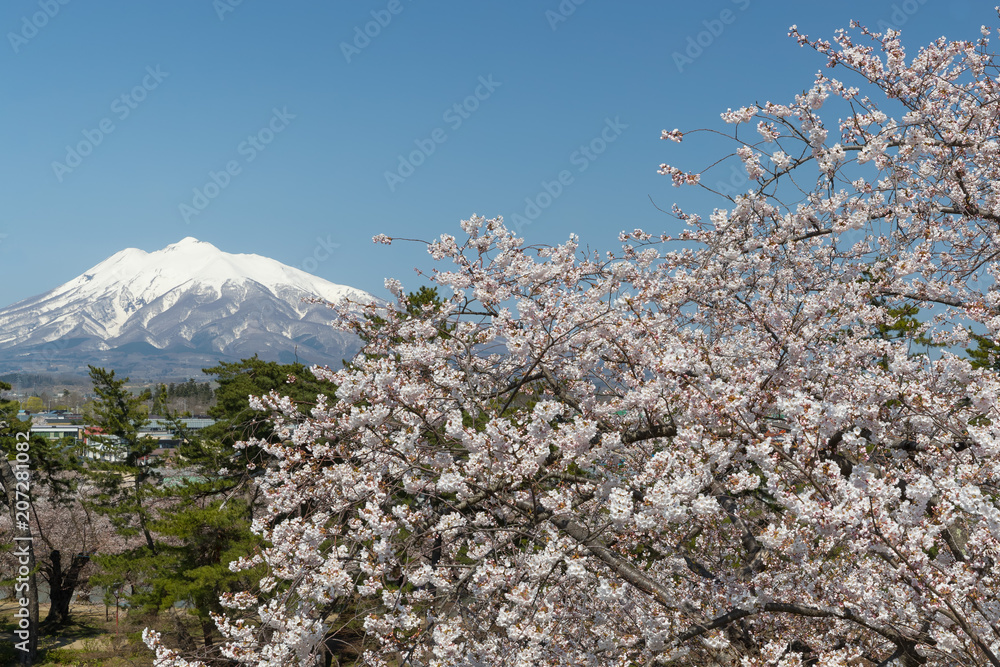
0,600,371,666
0,600,161,666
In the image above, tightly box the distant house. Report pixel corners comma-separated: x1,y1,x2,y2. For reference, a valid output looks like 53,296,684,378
146,417,215,431
139,439,184,466
27,415,216,464
80,426,127,462
30,424,85,443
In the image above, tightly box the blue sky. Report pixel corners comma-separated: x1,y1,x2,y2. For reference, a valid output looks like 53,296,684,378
0,0,988,308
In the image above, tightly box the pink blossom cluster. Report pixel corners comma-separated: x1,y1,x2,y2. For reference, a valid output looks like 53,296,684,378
148,14,1000,666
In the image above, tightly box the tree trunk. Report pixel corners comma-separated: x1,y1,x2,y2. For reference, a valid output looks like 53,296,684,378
172,608,196,652
202,617,214,647
135,473,157,554
43,550,90,628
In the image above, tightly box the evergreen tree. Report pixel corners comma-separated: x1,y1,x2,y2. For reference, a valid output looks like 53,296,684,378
138,483,263,648
83,365,165,624
968,332,1000,370
150,383,168,416
83,366,158,551
198,356,335,480
119,357,330,649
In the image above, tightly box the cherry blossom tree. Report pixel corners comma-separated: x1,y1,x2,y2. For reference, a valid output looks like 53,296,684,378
148,14,1000,667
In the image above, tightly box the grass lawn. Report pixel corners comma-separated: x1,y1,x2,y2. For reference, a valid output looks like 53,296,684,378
0,600,164,666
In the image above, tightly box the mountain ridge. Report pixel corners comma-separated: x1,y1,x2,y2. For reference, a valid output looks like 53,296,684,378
0,237,371,378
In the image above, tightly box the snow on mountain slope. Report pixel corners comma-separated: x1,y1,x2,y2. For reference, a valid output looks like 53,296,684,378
0,237,373,376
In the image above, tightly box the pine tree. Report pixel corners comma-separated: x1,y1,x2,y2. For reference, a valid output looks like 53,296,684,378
123,357,331,648
198,355,335,479
82,365,166,625
968,333,1000,370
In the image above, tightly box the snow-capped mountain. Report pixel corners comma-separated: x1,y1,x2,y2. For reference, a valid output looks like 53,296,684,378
0,237,373,378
